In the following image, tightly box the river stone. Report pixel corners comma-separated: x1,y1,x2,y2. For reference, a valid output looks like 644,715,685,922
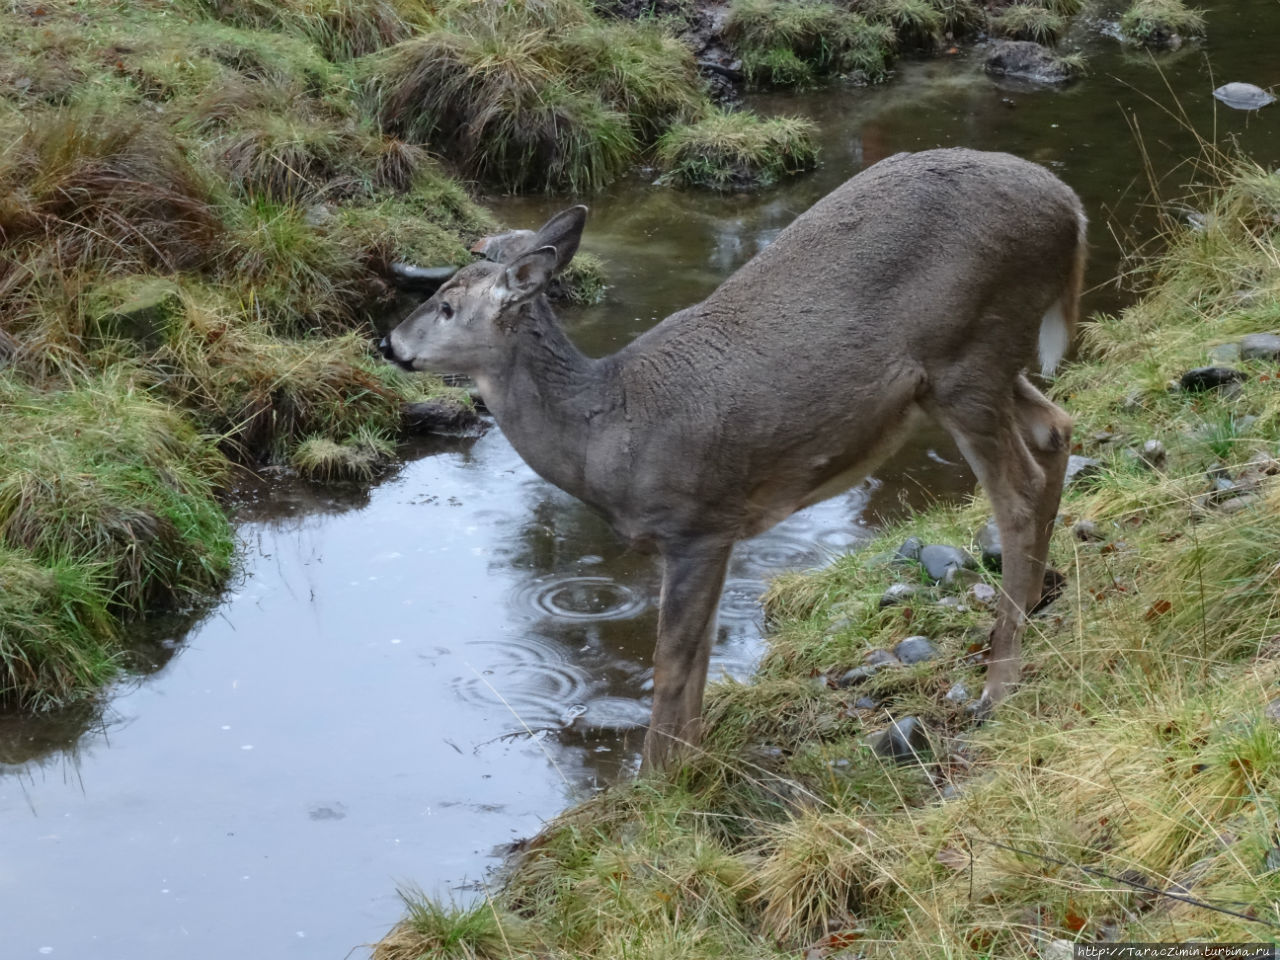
945,682,969,703
1212,82,1276,111
920,544,975,582
837,665,877,687
401,399,490,438
1179,366,1247,392
854,696,879,710
1240,333,1280,361
896,536,924,561
894,636,937,665
1064,455,1100,486
983,40,1075,84
871,716,931,763
880,582,922,607
969,582,998,607
976,518,1002,569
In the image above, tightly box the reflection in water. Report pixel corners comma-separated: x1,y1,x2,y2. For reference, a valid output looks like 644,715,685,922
6,8,1280,957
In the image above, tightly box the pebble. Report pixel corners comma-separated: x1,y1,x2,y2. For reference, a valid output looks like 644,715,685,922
1240,332,1280,360
945,682,969,703
920,544,975,582
837,666,877,687
969,582,998,607
894,636,937,665
854,696,878,710
871,716,931,763
1140,438,1167,469
865,649,900,667
1073,518,1104,541
1265,698,1280,724
895,537,923,561
879,582,921,608
1064,455,1100,486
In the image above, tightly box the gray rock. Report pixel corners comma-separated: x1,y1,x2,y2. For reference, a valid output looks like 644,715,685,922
880,582,922,608
1064,455,1101,486
836,666,877,687
1235,415,1260,433
976,518,1002,569
1073,518,1104,542
304,203,334,226
854,696,879,710
1217,493,1262,514
920,544,975,582
1240,332,1280,361
872,716,931,763
896,537,924,562
865,649,900,667
969,582,998,607
894,636,937,665
1265,698,1280,724
983,40,1076,84
1212,82,1276,111
1179,366,1247,392
1208,341,1242,363
935,596,968,611
401,400,490,438
945,682,969,703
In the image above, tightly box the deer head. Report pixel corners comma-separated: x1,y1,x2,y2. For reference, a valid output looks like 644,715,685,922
380,206,587,376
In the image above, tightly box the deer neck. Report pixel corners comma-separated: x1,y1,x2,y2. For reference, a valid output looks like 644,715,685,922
473,303,617,504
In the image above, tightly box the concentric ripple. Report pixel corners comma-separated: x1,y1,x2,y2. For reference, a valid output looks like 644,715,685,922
452,636,594,729
512,575,648,623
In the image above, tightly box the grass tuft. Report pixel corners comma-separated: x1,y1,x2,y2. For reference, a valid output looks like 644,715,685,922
1120,0,1206,46
656,109,819,190
990,2,1067,44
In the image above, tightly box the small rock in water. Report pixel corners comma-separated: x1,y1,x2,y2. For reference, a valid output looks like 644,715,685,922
1179,366,1247,392
894,636,937,665
976,518,1002,569
879,582,921,608
1064,455,1101,486
920,544,975,582
865,648,900,667
983,40,1077,84
872,716,931,763
895,536,924,562
1239,332,1280,361
1212,82,1276,111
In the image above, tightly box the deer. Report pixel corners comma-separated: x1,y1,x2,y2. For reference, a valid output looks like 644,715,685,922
380,148,1087,772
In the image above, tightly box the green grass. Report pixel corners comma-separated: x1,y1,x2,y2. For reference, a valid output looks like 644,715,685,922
656,109,819,190
1120,0,1206,46
989,2,1067,44
373,156,1280,955
724,0,896,88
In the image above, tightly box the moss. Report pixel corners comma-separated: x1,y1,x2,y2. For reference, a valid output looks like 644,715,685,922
656,109,819,190
291,427,397,481
724,0,896,88
1120,0,1206,46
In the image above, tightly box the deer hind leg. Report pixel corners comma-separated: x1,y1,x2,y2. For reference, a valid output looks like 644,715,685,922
642,539,732,774
932,390,1046,712
1013,374,1073,614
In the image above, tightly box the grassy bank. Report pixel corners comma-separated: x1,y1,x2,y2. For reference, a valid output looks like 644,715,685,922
375,158,1280,955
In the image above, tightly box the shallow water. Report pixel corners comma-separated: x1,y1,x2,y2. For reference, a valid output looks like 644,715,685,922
4,4,1280,957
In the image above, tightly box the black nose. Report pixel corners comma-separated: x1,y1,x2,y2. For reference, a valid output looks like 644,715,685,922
378,336,394,360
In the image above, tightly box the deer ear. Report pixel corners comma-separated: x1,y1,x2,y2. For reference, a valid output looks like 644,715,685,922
496,245,558,304
532,205,587,273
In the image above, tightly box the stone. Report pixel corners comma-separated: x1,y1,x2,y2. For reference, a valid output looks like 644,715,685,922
1179,366,1247,392
895,537,924,562
1217,494,1262,514
880,582,922,608
865,649,900,667
1240,332,1280,361
1208,341,1242,363
1212,82,1277,111
872,716,931,763
836,666,877,687
945,682,969,703
86,276,183,348
1265,698,1280,724
983,40,1076,84
894,636,937,665
401,400,490,438
969,582,998,607
976,518,1002,569
854,696,878,710
304,203,334,226
1064,455,1101,486
1073,518,1104,542
920,544,975,582
935,597,968,611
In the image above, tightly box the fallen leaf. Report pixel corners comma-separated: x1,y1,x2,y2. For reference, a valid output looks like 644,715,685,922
1144,599,1172,621
936,845,969,872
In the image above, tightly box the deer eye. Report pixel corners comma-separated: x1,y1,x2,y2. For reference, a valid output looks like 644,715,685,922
439,301,454,319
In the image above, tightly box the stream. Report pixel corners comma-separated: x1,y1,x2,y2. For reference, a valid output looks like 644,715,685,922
3,3,1279,957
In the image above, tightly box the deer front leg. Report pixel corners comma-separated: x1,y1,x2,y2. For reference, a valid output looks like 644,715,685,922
642,539,733,774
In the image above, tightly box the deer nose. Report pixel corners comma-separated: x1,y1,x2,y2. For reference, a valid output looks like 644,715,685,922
378,336,394,360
